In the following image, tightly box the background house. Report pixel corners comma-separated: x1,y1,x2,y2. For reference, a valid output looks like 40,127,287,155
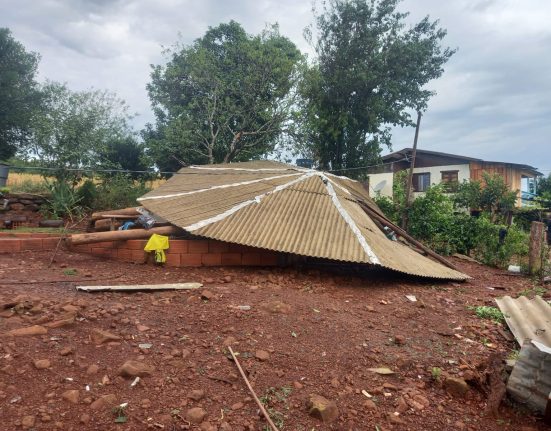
367,148,541,207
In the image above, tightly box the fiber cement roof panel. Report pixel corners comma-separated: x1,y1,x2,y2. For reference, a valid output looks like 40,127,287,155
139,161,468,280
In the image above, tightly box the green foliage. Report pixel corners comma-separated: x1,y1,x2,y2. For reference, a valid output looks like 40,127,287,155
454,172,517,222
101,136,150,179
62,268,77,276
0,28,42,161
472,216,528,267
469,305,505,323
145,21,303,172
92,175,150,211
431,367,442,381
300,0,455,175
28,81,134,184
76,180,98,209
42,180,83,220
536,173,551,205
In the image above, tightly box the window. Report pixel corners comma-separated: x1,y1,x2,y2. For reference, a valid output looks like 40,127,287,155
412,173,430,192
441,170,459,191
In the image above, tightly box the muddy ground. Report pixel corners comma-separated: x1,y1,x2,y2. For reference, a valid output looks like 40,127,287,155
0,249,549,431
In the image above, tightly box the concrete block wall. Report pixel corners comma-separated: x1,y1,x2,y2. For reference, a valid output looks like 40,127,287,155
0,232,61,252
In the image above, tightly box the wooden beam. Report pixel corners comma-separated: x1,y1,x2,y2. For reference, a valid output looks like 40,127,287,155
91,207,142,221
67,226,181,246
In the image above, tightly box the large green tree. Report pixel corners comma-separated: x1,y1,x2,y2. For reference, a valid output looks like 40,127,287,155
300,0,455,175
28,81,134,184
0,28,41,161
144,21,303,172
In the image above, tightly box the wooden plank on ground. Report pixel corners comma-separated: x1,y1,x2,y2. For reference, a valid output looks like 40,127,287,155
76,283,203,292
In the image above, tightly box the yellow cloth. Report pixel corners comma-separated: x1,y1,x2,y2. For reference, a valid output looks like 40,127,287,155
144,234,170,264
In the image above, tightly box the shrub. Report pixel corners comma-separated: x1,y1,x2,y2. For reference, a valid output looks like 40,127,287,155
41,180,83,220
92,174,150,211
76,180,98,209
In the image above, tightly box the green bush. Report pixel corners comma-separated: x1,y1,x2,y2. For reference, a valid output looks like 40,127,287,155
76,180,98,209
92,174,150,211
41,180,83,220
473,217,528,267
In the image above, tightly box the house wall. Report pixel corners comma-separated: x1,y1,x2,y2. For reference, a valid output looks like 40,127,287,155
470,161,526,206
367,172,394,197
367,164,470,198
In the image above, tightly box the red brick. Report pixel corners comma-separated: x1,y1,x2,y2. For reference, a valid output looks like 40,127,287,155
72,245,92,253
180,253,202,266
188,240,209,254
242,253,262,266
229,243,256,253
201,253,222,266
126,240,147,250
91,247,110,257
221,253,242,266
0,239,21,253
117,249,133,261
131,250,147,263
165,253,181,267
20,239,44,250
208,240,230,253
260,253,279,266
168,240,188,254
93,241,115,249
41,238,60,249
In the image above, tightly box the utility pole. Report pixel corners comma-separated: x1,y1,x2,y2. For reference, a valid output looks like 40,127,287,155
401,110,422,230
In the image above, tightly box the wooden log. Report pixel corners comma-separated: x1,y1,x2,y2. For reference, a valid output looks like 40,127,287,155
529,221,546,276
355,199,460,271
91,207,142,221
67,226,181,246
94,219,122,232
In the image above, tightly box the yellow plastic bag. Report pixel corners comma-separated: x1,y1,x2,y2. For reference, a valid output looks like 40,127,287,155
144,234,170,264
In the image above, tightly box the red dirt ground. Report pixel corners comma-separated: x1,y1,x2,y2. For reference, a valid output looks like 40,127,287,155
0,249,549,431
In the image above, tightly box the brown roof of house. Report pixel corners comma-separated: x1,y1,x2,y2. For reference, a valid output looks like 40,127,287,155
138,160,468,280
384,148,540,174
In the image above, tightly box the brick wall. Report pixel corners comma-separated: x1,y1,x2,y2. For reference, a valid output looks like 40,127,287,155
0,232,282,267
0,233,61,253
70,238,281,267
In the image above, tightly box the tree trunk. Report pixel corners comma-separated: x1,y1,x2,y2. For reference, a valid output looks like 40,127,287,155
67,226,181,246
529,221,546,276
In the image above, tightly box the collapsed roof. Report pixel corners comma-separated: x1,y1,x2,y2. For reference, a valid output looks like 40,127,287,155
138,160,468,280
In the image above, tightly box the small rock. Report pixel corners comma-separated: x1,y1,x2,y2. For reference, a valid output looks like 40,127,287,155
118,360,155,378
223,336,237,346
201,290,215,301
59,347,73,356
91,329,121,344
7,325,47,337
364,399,377,411
307,394,339,423
444,377,469,397
62,390,80,404
260,300,291,314
231,402,244,410
86,364,100,375
255,350,270,361
185,407,207,424
189,389,205,401
394,335,406,345
21,415,36,429
80,414,91,424
90,394,117,410
223,275,232,283
33,359,51,369
136,324,150,332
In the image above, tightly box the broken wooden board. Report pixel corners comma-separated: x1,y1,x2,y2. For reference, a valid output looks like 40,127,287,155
76,283,203,292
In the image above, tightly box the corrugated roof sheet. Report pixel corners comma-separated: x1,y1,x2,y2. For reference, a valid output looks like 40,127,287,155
495,295,551,348
138,161,468,280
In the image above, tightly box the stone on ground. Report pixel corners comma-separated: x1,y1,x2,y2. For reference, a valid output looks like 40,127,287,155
307,394,339,423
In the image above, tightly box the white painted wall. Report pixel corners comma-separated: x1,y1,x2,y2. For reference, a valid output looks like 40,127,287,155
368,163,471,199
368,172,394,198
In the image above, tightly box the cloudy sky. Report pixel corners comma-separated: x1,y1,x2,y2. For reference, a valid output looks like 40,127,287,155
2,0,550,173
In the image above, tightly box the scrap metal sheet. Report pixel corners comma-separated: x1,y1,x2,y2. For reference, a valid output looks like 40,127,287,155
495,295,551,347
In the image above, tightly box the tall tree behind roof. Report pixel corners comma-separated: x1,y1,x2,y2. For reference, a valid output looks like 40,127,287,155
299,0,455,176
144,21,303,173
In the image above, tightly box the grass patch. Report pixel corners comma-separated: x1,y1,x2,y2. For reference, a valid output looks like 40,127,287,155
63,268,78,276
468,305,505,323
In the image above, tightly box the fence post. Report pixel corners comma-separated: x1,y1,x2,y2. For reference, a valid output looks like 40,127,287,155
529,221,546,276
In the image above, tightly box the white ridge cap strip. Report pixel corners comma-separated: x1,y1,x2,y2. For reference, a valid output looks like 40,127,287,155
321,174,380,265
325,171,358,182
184,172,315,232
137,173,301,201
325,176,351,195
189,165,294,172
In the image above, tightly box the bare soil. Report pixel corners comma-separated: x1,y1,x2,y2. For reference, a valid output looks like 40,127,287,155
0,249,549,431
